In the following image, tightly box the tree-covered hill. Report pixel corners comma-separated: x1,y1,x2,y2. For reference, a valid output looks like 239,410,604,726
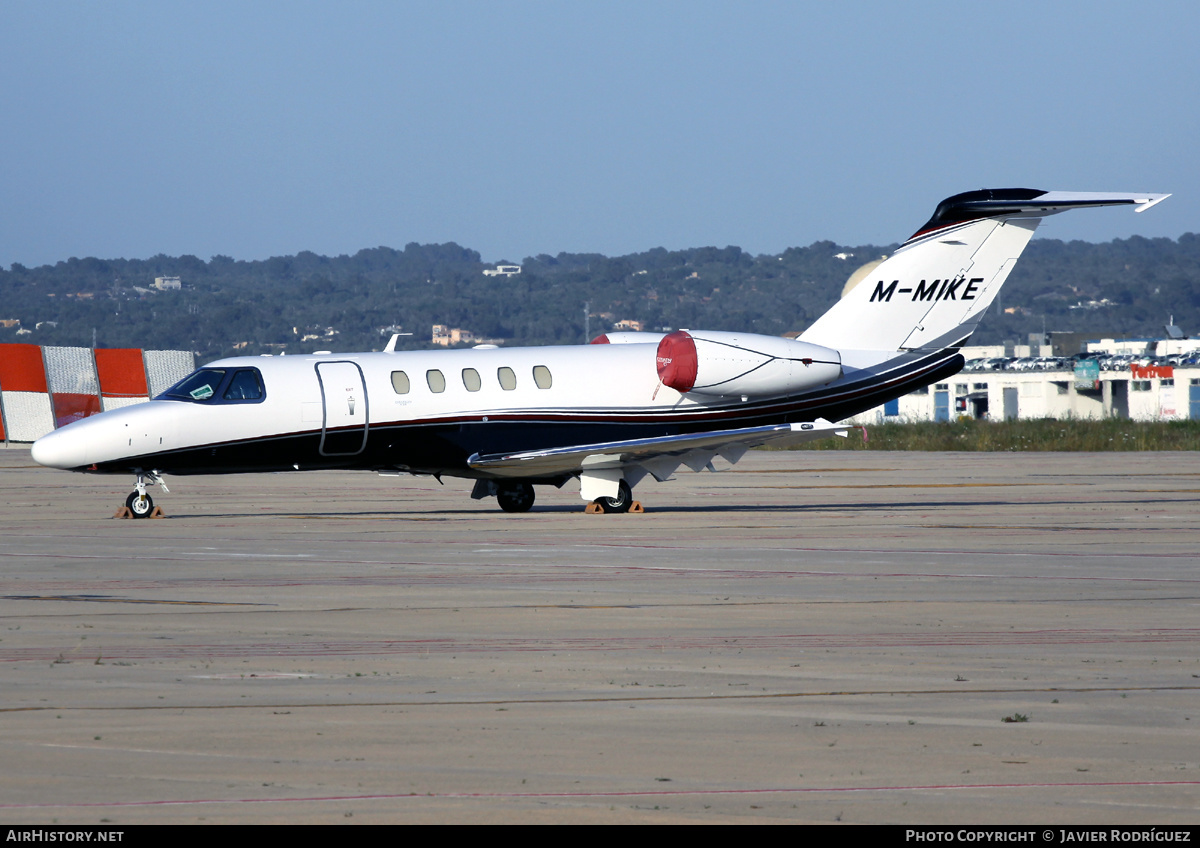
2,234,1198,361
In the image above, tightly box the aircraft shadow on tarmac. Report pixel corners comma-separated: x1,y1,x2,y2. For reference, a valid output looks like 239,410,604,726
153,495,1127,520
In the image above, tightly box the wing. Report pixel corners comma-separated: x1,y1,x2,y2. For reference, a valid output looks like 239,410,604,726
467,418,849,500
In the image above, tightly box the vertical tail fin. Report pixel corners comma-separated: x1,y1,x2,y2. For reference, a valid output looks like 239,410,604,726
799,189,1169,352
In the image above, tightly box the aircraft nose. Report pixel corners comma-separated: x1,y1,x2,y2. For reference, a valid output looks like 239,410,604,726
31,425,92,470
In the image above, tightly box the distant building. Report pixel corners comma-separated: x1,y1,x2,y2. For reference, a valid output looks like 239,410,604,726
154,276,182,291
294,325,337,341
432,325,476,346
482,265,521,277
849,339,1200,424
612,319,643,332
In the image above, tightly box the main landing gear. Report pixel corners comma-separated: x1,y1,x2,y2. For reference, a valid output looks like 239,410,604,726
593,479,633,514
470,479,537,513
496,481,536,513
123,470,168,519
470,478,642,514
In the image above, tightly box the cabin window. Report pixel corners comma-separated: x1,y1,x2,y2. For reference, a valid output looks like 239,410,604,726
462,368,482,392
533,365,552,389
223,369,264,401
497,367,517,391
391,371,410,394
427,369,446,393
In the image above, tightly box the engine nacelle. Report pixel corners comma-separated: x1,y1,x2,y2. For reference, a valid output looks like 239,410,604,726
656,330,842,398
590,331,667,345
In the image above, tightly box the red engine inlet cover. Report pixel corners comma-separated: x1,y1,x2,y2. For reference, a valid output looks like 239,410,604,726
656,330,698,393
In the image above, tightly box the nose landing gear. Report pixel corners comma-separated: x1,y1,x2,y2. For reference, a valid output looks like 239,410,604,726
125,490,154,517
120,471,168,519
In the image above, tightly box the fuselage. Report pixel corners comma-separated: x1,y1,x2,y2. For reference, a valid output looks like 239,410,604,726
29,340,961,480
27,187,1167,516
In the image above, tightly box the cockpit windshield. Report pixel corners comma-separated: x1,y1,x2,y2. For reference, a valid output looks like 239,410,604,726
161,369,226,401
158,368,267,404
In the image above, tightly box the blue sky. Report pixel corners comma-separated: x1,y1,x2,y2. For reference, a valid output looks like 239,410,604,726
1,1,1193,267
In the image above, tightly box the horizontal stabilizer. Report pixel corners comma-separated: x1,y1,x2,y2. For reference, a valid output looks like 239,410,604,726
908,189,1170,242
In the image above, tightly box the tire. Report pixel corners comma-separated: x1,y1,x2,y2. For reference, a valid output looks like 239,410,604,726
126,491,154,518
496,482,535,513
595,480,632,514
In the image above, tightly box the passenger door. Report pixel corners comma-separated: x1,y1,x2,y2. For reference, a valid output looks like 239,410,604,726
316,361,368,456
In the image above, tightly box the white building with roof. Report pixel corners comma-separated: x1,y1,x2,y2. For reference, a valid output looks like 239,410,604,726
849,341,1200,424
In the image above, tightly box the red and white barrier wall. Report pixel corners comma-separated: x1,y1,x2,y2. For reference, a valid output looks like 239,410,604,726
0,344,195,442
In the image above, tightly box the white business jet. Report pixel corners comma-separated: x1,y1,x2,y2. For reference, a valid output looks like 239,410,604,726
31,188,1168,516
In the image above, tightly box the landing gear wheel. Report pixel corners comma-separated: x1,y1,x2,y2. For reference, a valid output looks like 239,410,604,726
126,491,154,518
496,482,535,513
595,480,633,514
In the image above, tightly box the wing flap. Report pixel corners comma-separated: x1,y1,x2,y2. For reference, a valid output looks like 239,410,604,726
466,419,849,480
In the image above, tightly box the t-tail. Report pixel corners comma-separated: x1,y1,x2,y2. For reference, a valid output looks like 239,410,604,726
800,189,1169,353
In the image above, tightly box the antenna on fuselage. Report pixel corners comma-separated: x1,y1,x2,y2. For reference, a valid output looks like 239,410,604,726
383,332,412,352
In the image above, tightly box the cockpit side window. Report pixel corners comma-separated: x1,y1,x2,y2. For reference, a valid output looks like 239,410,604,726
161,369,226,402
223,369,265,401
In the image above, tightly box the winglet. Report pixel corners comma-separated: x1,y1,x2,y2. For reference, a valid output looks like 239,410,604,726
1136,194,1171,213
